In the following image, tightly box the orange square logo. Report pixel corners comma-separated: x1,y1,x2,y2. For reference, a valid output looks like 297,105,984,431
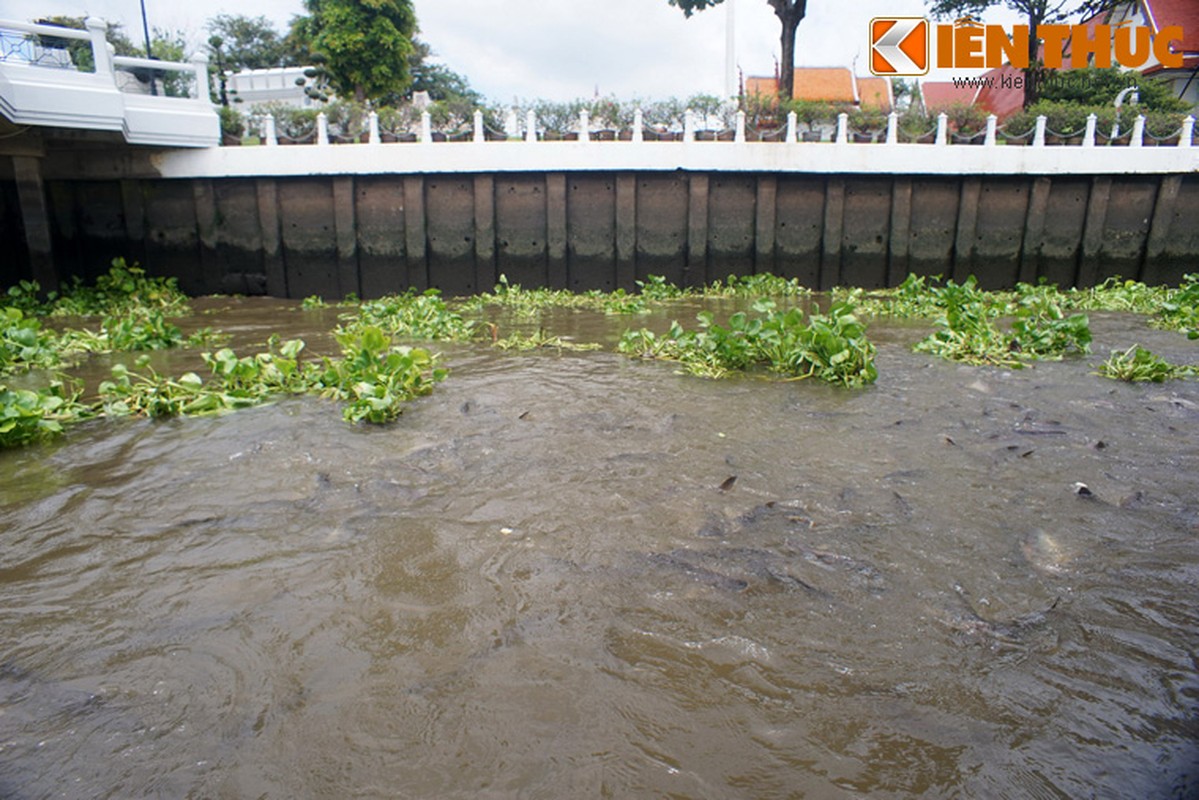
869,17,929,76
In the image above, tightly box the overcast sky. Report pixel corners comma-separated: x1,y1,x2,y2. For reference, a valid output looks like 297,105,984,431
4,0,1023,102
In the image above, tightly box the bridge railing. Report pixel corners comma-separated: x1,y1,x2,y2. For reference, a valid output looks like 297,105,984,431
0,17,218,147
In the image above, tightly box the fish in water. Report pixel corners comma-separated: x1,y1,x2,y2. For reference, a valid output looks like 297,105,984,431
944,583,1061,648
1020,529,1076,576
642,547,833,599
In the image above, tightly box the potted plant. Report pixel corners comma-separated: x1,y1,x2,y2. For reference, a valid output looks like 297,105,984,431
1143,110,1186,146
848,107,886,143
1032,101,1088,144
218,105,245,146
998,109,1037,144
272,106,320,145
946,102,987,144
325,100,368,144
897,109,935,143
376,105,419,143
787,99,836,142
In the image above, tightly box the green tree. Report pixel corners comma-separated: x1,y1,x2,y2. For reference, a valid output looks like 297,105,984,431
290,0,417,103
206,15,294,106
668,0,808,100
406,39,482,104
925,0,1113,108
207,14,291,70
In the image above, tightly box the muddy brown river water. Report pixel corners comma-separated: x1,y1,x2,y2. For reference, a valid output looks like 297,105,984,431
1,298,1197,798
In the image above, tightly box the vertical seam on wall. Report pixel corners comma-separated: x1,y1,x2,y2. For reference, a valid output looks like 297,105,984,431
952,177,982,284
1077,175,1112,287
820,177,845,290
886,178,912,286
1018,177,1051,284
755,175,777,278
1144,174,1181,282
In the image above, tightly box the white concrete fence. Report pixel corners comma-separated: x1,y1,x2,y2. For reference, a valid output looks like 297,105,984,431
263,107,1197,150
0,17,218,146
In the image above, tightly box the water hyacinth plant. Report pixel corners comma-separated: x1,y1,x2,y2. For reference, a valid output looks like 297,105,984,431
618,299,877,387
0,381,84,448
314,325,447,424
1097,345,1197,382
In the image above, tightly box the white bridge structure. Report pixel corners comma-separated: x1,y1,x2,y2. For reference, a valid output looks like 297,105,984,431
0,17,218,147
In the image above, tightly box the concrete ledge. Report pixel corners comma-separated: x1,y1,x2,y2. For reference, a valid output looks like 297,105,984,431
150,139,1199,180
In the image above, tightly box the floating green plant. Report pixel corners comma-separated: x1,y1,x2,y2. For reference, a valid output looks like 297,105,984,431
703,273,811,299
0,381,85,448
347,289,477,341
1097,345,1197,382
50,259,190,317
61,310,221,354
1153,274,1199,339
313,325,446,423
619,299,876,387
0,308,62,375
493,330,603,352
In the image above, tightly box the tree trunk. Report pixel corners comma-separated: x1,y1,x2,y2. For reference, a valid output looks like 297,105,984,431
769,0,807,100
1024,10,1044,108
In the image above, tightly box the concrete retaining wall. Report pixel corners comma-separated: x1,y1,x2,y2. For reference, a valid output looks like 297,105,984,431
9,169,1196,297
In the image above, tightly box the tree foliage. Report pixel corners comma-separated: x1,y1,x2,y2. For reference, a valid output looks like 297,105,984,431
668,0,809,100
207,14,292,71
290,0,417,103
405,39,483,105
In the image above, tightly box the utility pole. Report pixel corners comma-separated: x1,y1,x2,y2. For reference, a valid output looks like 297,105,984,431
139,0,156,96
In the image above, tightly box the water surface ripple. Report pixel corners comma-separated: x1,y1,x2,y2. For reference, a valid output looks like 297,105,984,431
1,302,1197,798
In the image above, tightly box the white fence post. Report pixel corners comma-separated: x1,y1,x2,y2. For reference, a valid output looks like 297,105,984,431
263,114,277,146
579,109,590,143
1083,113,1097,147
473,110,485,143
368,110,379,145
1131,114,1145,147
786,111,798,144
735,110,746,143
317,112,329,145
506,108,519,140
886,111,898,145
935,112,948,146
632,109,644,143
985,114,997,147
190,52,210,103
1183,115,1196,147
525,110,537,143
1033,115,1047,147
683,109,696,142
84,17,113,79
421,110,433,143
835,112,848,144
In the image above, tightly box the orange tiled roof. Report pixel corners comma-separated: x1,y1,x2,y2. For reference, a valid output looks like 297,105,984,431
856,77,893,111
745,69,892,111
745,76,780,97
792,67,857,103
920,81,980,112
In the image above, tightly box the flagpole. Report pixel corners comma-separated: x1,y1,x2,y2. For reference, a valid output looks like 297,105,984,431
725,0,736,98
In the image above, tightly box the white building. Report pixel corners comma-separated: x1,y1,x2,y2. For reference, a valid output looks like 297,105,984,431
222,66,323,109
